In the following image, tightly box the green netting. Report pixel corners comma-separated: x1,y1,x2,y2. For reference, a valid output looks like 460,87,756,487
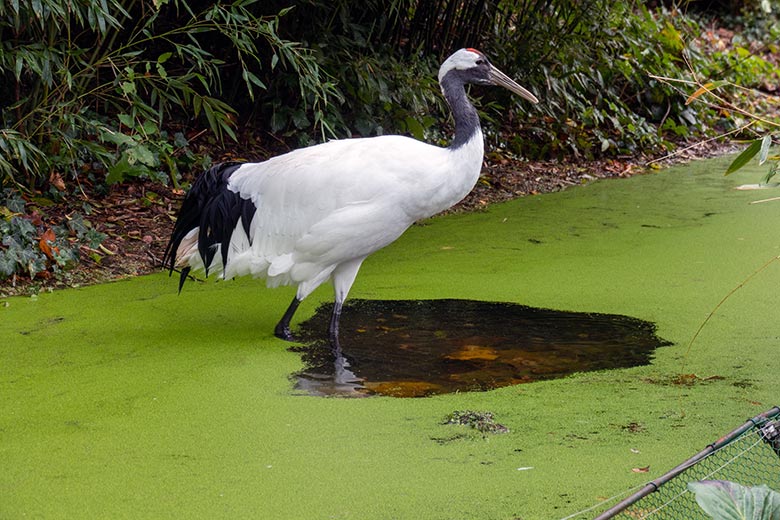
586,406,780,519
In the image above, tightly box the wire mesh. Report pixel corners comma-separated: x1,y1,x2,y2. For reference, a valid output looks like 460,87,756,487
589,406,780,519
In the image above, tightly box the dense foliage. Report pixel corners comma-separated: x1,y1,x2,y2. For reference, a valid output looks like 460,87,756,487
254,0,780,160
0,189,104,279
0,0,337,189
1,0,779,282
2,0,779,187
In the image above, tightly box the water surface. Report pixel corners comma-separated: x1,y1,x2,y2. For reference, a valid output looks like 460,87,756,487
292,299,670,397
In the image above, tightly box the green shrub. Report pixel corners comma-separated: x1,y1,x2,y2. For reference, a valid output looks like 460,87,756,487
257,1,778,161
3,0,779,187
0,0,337,189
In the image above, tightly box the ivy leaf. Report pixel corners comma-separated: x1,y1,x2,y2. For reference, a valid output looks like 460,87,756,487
100,128,137,147
127,144,156,167
0,250,15,278
106,156,149,184
4,194,26,213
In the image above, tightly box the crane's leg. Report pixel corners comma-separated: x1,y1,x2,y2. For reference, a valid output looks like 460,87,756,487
274,296,301,341
328,300,343,354
329,256,366,353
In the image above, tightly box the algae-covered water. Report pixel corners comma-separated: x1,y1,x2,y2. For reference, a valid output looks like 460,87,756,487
2,156,779,519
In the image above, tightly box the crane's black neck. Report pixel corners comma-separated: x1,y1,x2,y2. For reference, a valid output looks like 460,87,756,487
440,70,481,150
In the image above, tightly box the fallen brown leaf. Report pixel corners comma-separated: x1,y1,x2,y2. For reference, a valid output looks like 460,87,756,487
49,171,66,192
39,228,58,260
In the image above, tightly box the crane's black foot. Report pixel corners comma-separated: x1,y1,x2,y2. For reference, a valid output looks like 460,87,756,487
274,324,296,342
274,296,302,342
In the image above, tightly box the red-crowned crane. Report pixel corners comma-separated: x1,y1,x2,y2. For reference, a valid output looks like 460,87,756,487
163,48,539,350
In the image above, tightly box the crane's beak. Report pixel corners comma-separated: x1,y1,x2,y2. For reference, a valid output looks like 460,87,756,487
489,65,539,104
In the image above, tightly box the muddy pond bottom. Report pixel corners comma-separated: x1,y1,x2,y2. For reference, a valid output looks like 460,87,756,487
290,299,670,398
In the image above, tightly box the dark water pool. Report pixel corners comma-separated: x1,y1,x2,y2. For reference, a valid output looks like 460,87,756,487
290,299,670,398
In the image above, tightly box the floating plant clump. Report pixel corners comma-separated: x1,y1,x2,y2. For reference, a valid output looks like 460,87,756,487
291,299,670,398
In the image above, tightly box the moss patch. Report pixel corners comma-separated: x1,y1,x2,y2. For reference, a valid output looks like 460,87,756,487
1,156,779,519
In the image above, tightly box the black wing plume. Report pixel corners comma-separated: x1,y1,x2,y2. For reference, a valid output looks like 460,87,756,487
163,162,257,288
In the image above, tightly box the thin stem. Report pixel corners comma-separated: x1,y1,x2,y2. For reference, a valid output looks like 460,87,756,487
649,73,780,130
645,121,754,166
677,254,780,418
679,254,780,375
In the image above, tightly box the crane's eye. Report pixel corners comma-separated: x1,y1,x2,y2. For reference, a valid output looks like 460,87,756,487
476,59,485,65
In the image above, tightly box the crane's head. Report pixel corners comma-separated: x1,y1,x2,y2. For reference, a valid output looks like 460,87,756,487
438,48,539,104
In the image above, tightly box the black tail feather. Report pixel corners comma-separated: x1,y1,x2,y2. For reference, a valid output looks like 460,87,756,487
163,161,257,288
177,266,191,294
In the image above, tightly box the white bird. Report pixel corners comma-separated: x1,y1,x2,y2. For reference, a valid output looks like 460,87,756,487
163,48,539,349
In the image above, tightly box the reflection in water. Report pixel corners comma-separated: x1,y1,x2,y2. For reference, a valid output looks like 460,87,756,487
290,299,670,398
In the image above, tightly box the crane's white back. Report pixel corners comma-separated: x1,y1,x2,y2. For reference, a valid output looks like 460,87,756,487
218,131,483,294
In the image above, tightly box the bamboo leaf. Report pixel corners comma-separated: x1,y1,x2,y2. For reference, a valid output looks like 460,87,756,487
221,121,237,141
16,140,28,168
14,55,23,80
758,134,772,166
192,95,202,117
686,80,728,105
202,102,218,138
725,139,763,176
31,0,42,20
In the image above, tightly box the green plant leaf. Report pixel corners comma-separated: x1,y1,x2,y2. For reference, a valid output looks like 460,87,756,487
0,206,15,220
725,139,763,176
127,144,156,166
120,81,136,96
99,129,136,147
141,119,158,137
117,114,135,129
688,481,780,520
404,116,425,141
106,156,148,184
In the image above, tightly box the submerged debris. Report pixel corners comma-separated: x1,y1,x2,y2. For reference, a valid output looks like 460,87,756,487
442,410,509,434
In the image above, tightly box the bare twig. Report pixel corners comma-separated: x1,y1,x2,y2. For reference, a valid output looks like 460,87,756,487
645,122,752,166
750,196,780,204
